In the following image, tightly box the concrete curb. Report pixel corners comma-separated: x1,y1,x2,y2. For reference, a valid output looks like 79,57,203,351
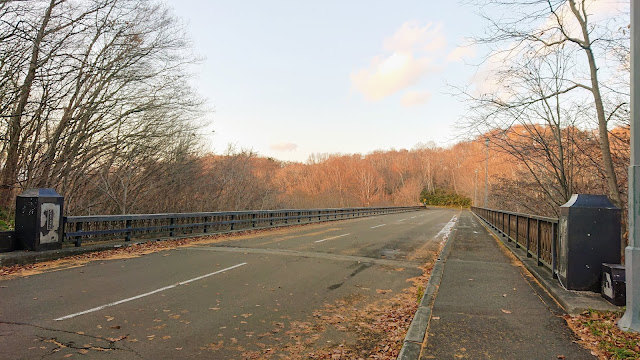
397,223,458,360
471,211,621,315
0,241,147,267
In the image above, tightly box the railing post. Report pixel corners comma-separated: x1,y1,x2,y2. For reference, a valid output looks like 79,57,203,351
204,216,210,233
285,211,289,224
298,211,301,223
526,217,532,257
125,219,132,242
75,222,83,247
536,219,542,266
551,222,558,279
170,217,175,237
506,213,510,240
514,215,520,249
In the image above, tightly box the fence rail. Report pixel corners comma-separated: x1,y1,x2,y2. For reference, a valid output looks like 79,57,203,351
64,206,424,247
471,207,559,278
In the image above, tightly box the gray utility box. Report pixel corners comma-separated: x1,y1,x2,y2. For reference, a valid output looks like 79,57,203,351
15,188,64,251
558,194,621,292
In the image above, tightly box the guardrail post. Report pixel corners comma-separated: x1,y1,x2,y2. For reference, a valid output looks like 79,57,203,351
526,217,532,257
125,219,132,242
204,216,210,233
551,222,558,279
169,217,175,237
506,213,510,240
536,219,542,266
514,215,519,248
75,222,83,247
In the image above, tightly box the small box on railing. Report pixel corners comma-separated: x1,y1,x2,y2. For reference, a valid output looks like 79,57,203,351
601,263,625,306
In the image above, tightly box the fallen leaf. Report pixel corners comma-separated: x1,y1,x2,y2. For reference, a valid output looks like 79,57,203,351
107,335,127,342
501,309,511,314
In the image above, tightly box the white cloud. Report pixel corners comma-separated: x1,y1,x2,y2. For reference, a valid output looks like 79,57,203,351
351,21,446,102
270,142,298,152
351,52,437,101
446,44,476,62
401,90,432,106
383,22,446,53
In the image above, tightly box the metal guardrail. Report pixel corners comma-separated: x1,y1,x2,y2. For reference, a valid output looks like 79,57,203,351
64,206,424,247
471,207,559,278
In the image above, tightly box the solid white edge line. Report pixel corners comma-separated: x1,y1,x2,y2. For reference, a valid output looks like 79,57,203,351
370,224,386,229
54,262,247,321
314,233,351,243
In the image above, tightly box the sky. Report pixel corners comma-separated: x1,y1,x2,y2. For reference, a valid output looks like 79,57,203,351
163,0,488,162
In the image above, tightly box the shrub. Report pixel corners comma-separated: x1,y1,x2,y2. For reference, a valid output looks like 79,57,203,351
420,188,471,208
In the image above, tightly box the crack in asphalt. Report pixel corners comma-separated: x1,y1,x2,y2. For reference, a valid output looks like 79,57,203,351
181,246,420,269
0,321,143,358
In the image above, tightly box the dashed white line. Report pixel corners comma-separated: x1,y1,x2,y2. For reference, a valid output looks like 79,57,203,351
396,219,406,222
370,224,386,229
314,233,351,243
54,262,247,321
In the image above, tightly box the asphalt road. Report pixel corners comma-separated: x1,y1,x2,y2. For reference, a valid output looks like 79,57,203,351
0,208,459,359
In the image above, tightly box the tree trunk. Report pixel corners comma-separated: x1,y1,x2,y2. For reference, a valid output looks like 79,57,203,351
569,0,622,206
0,0,56,208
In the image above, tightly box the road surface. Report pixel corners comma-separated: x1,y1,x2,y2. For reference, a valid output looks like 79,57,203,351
0,208,458,359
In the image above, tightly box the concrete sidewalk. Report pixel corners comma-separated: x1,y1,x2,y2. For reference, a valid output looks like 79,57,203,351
420,211,594,359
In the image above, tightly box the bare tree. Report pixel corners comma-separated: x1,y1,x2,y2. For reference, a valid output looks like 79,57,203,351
0,0,205,211
466,0,629,206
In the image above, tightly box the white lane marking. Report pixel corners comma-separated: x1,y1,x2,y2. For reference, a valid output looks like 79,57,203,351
397,219,406,222
54,263,247,321
314,233,351,243
410,216,416,219
370,224,386,229
435,215,458,241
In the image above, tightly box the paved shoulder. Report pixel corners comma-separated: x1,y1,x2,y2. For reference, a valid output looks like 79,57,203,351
421,211,594,359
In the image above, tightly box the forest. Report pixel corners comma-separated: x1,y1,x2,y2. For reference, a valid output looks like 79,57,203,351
0,0,631,236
